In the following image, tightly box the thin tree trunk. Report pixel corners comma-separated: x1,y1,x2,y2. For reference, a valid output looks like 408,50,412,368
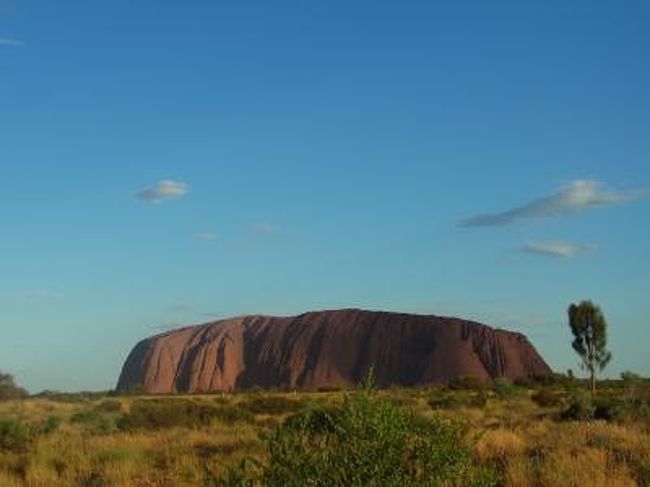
591,370,596,394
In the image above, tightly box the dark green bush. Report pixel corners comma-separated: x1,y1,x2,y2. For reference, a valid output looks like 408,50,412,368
449,376,486,390
117,399,252,431
531,389,563,408
118,400,207,431
70,410,116,435
514,373,569,388
242,396,306,415
592,393,650,422
632,458,650,486
492,378,519,399
470,390,489,408
0,373,28,401
428,391,487,410
33,390,110,403
212,405,254,424
621,371,643,382
594,399,627,422
386,395,419,410
37,415,62,435
428,393,464,410
224,384,498,486
561,390,596,421
0,418,32,452
94,399,122,413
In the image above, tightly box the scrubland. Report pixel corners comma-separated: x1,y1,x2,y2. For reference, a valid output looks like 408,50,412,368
0,377,648,486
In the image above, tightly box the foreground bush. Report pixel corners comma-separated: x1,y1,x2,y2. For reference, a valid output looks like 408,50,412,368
225,381,498,486
0,419,32,452
531,388,563,408
0,415,62,453
561,390,596,421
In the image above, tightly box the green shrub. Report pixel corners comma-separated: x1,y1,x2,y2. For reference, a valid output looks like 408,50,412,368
514,373,568,388
71,410,116,435
33,390,109,403
225,382,498,486
621,371,643,382
492,378,519,399
561,390,596,421
591,393,650,422
470,390,489,408
0,418,32,452
37,415,62,435
449,376,486,390
428,391,487,410
118,400,204,431
531,389,563,408
632,458,650,486
117,399,251,431
428,393,465,410
0,373,28,401
242,396,306,415
386,395,419,410
94,399,122,413
212,405,254,424
594,399,627,422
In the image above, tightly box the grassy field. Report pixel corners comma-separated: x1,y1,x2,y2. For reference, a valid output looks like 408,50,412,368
0,378,649,486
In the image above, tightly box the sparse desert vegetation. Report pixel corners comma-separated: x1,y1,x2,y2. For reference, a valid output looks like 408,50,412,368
1,375,649,486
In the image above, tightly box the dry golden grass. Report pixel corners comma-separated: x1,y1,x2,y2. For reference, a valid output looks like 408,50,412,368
475,428,527,462
0,385,648,485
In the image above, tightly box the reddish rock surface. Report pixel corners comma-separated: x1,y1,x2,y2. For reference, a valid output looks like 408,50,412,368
116,309,552,393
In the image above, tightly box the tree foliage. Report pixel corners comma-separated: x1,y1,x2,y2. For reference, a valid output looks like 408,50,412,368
568,301,612,393
0,372,28,400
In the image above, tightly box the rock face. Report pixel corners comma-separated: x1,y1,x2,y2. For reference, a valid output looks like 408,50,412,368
117,309,551,393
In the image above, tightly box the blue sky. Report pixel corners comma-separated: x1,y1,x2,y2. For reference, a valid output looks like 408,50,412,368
1,1,649,392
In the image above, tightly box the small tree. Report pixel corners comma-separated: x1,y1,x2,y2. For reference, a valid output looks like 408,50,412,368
0,372,28,400
568,301,612,393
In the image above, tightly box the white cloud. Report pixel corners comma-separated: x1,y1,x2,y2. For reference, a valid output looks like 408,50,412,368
168,303,193,313
202,312,224,319
151,321,184,333
195,232,218,242
134,180,188,203
522,240,587,259
24,289,66,300
249,222,278,235
460,180,643,227
0,38,25,47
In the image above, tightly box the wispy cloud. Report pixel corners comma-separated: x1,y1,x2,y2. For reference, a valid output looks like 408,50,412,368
151,321,184,333
460,180,643,227
168,303,193,313
24,289,66,300
202,312,225,320
522,240,589,259
249,222,278,235
0,38,25,47
427,299,555,331
134,180,188,203
195,232,218,242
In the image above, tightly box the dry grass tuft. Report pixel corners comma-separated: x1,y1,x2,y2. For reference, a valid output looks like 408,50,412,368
475,428,527,462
